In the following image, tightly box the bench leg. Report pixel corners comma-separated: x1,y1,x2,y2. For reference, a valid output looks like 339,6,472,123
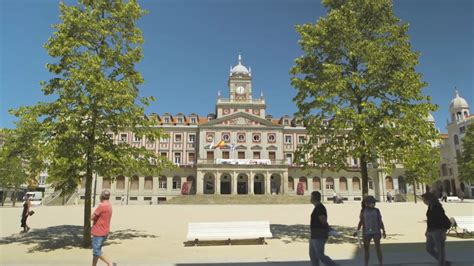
227,238,231,245
194,239,199,246
259,237,266,245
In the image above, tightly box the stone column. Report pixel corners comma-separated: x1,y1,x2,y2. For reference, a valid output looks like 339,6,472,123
249,171,254,195
348,177,353,200
196,172,204,195
308,176,314,194
282,171,288,195
232,172,238,194
265,172,271,195
166,176,172,195
216,171,221,195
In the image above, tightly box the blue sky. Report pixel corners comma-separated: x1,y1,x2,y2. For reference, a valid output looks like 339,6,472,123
0,0,472,133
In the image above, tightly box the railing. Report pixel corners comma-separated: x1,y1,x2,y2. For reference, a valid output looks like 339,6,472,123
217,98,266,104
197,159,288,165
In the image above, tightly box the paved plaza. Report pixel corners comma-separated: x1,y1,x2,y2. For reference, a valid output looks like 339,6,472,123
1,201,473,265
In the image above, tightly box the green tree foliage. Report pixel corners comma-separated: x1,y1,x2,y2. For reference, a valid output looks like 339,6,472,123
291,0,438,196
12,0,172,247
458,124,474,183
0,113,45,206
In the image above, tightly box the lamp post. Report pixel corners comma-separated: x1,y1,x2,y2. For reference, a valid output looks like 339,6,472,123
92,172,98,207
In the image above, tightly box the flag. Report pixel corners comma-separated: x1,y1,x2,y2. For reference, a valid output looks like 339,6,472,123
215,140,225,149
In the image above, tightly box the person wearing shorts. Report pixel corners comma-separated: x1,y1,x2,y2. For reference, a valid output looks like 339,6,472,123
91,190,115,266
357,196,386,266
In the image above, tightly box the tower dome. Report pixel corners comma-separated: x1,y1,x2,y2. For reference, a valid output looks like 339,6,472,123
449,90,469,113
230,53,251,76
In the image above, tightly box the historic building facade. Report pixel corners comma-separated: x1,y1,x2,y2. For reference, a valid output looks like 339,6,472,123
75,55,471,204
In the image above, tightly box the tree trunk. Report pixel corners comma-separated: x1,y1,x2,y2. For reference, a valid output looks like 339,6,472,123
413,180,417,204
360,155,369,197
83,163,93,247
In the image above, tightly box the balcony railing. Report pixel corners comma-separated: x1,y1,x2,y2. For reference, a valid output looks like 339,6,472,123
198,159,288,165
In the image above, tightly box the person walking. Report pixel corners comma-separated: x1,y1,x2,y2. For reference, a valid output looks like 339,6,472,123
356,195,386,266
422,192,452,266
20,195,32,233
91,190,115,266
309,191,338,266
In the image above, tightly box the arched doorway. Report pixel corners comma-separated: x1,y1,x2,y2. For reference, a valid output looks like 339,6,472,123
186,176,196,195
313,177,321,191
299,177,308,191
270,174,282,194
237,174,248,194
385,176,394,191
220,173,232,194
398,176,407,194
288,176,295,192
443,179,451,195
203,173,215,194
254,174,265,195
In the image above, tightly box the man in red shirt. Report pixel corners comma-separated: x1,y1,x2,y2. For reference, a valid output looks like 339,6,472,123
91,190,114,266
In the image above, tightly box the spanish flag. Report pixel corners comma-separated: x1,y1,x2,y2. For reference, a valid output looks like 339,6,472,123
214,140,225,149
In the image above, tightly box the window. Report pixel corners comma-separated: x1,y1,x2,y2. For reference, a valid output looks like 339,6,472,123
286,153,292,164
39,175,47,185
449,168,453,176
253,151,260,159
102,178,111,189
238,151,245,159
284,135,292,144
283,119,289,125
368,178,374,190
460,126,466,134
116,176,125,189
131,175,139,190
177,117,183,124
353,177,361,191
173,176,181,189
207,151,214,160
190,117,197,124
298,136,305,144
313,177,321,190
120,133,127,142
237,133,245,142
188,134,196,143
222,133,230,142
454,134,459,145
385,176,394,190
441,164,448,176
159,176,167,189
252,133,261,142
134,134,141,142
144,176,153,190
326,177,334,190
288,177,294,191
222,151,230,159
269,152,276,160
188,153,195,163
339,177,347,191
175,134,182,143
160,137,169,143
174,153,181,164
160,152,168,158
268,133,276,143
164,117,170,123
353,158,359,166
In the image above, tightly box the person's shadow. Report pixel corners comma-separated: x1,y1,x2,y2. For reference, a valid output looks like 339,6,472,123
0,225,158,253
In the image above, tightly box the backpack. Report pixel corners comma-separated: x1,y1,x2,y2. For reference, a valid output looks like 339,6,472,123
440,210,452,230
362,208,382,234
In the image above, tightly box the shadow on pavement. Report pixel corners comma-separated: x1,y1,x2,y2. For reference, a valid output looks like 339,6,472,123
270,224,403,244
0,225,158,253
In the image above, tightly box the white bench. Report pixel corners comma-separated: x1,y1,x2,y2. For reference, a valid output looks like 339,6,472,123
451,216,474,237
446,196,461,202
186,221,272,245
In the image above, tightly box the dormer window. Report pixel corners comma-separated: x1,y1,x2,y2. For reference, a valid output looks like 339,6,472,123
283,119,289,125
177,117,184,124
164,117,170,123
190,117,197,124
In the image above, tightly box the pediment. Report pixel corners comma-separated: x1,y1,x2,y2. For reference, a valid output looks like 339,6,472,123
200,112,281,128
250,145,262,150
266,145,278,150
236,145,247,150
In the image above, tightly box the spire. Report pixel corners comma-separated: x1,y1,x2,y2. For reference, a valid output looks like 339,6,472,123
238,53,242,65
217,90,221,97
260,91,264,98
454,87,459,98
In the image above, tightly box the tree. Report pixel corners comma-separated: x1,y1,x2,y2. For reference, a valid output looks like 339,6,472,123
13,0,172,247
0,113,45,206
291,0,438,196
458,124,474,184
402,143,440,203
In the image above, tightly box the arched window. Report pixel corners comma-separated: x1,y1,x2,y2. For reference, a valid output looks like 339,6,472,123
385,176,394,190
116,175,125,190
131,175,139,190
339,177,348,191
313,177,321,190
326,177,334,190
288,177,294,191
464,111,469,117
457,112,462,121
144,176,153,190
159,176,167,189
441,164,448,176
102,177,111,189
299,177,308,191
173,176,181,189
353,177,361,191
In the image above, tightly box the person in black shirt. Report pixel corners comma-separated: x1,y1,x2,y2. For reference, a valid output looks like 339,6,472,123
421,192,451,266
309,191,337,266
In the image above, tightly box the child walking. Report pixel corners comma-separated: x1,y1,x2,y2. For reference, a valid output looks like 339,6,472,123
356,196,386,266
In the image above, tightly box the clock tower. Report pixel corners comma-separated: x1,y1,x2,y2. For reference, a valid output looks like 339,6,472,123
228,53,252,102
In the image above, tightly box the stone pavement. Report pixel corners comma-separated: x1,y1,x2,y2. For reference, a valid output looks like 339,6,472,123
1,202,473,265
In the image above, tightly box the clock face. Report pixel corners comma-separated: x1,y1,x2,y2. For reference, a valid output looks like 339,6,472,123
236,86,245,94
